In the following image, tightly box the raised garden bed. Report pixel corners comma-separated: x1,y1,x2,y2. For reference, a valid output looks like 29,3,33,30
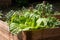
18,28,60,40
4,1,60,40
54,15,60,20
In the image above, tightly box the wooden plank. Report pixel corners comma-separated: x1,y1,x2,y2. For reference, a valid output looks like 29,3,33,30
43,28,60,39
18,28,60,40
0,20,9,31
0,20,18,40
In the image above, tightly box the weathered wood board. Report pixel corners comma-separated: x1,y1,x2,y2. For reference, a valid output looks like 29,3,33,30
0,20,18,40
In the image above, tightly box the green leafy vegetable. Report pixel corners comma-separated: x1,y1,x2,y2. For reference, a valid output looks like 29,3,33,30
7,1,60,34
35,1,54,17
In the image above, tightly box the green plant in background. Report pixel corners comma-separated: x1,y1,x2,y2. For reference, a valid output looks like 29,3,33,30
0,13,2,18
35,1,54,17
0,11,3,18
7,1,60,34
15,0,29,6
5,10,14,21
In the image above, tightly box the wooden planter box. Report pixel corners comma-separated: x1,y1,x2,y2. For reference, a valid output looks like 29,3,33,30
17,15,60,40
53,15,60,20
17,28,60,40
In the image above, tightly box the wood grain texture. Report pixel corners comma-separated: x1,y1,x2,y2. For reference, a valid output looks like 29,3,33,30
0,20,18,40
18,28,60,40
